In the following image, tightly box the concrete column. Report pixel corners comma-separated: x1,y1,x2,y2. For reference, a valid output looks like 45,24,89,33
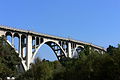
21,38,24,58
26,35,32,70
35,37,36,50
68,42,72,58
12,33,14,47
19,34,21,58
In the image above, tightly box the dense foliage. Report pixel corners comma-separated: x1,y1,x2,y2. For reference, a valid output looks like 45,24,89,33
0,36,120,80
17,45,120,80
0,36,21,79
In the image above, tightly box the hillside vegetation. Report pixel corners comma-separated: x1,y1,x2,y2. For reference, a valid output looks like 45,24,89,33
0,36,21,79
0,36,120,80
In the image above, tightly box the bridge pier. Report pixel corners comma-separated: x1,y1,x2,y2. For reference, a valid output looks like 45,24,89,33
68,42,72,58
12,33,14,47
19,34,21,58
26,35,32,70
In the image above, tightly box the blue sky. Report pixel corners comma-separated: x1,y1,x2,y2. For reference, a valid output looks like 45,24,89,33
0,0,120,60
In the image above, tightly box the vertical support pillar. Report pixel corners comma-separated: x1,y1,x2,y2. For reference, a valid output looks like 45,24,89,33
68,42,72,58
19,34,21,58
21,37,24,58
26,35,32,70
35,37,36,50
12,33,14,47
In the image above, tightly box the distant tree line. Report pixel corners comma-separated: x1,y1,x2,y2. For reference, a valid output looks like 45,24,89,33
0,36,120,80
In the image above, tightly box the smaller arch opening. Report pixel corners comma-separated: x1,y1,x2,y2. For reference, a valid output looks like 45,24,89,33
6,32,12,44
14,33,20,38
6,32,12,37
14,33,20,52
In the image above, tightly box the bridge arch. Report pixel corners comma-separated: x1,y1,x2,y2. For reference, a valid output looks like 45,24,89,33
31,40,67,63
5,32,13,44
14,33,20,38
5,31,12,37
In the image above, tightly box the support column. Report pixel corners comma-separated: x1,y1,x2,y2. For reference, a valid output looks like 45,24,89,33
12,33,14,47
35,37,36,50
21,38,24,58
26,35,32,70
68,42,72,58
19,34,22,58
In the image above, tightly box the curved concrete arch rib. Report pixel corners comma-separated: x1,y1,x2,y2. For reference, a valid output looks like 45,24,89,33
31,40,67,63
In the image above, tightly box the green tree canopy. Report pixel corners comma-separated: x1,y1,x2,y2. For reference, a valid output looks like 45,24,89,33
0,36,21,79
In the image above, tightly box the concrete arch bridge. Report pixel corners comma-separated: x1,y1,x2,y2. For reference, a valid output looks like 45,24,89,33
0,26,105,71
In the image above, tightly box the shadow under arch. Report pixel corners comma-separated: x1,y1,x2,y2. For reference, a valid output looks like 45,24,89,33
31,40,67,63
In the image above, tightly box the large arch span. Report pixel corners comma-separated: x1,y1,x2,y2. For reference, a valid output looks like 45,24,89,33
31,40,67,63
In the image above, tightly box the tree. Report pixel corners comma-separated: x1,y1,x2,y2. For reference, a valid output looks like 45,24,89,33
17,44,120,80
17,58,54,80
0,36,21,79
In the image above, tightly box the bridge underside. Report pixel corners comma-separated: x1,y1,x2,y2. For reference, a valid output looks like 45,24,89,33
0,26,105,71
